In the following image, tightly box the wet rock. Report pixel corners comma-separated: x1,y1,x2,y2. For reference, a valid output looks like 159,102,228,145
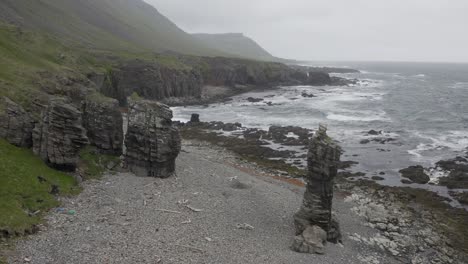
301,92,316,98
82,97,123,155
372,176,385,181
222,123,242,131
268,126,311,146
399,166,430,184
436,157,468,189
124,99,181,178
293,125,342,254
367,130,382,135
360,139,371,144
0,97,34,147
338,160,359,170
246,97,263,103
307,72,332,86
190,113,200,123
449,191,468,205
32,98,89,170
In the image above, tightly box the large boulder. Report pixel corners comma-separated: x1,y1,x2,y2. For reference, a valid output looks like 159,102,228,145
124,99,181,178
293,125,342,254
32,98,89,170
399,165,430,184
0,97,34,147
82,96,123,155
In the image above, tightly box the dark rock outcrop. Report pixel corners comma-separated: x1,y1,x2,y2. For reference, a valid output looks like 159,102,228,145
0,97,34,147
124,99,181,178
399,165,430,184
32,98,89,170
436,157,468,189
293,125,342,254
190,113,200,123
99,61,203,106
82,96,123,155
307,72,332,86
246,97,264,103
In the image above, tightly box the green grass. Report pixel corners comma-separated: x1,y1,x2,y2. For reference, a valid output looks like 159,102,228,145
0,139,80,237
78,146,120,179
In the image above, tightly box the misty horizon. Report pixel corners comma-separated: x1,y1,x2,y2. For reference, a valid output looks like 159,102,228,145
145,0,468,63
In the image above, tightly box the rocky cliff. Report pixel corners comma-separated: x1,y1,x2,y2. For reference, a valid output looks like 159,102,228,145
124,99,181,178
99,61,203,106
82,95,123,155
0,97,34,148
95,56,351,107
32,98,89,170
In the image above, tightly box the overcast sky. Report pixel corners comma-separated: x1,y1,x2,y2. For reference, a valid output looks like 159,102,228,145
145,0,468,62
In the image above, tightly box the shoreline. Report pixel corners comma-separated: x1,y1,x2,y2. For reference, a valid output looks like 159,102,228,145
5,140,467,263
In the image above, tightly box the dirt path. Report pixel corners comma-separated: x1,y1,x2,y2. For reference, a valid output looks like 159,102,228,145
9,141,396,264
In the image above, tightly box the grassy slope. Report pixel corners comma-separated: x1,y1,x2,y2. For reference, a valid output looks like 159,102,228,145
0,139,80,236
0,0,227,57
192,33,277,62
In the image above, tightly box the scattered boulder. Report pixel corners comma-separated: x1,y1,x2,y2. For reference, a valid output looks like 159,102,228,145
367,130,382,135
32,98,89,170
399,165,430,184
124,99,181,178
293,125,342,254
291,225,327,254
0,97,34,147
449,191,468,205
190,113,200,123
301,92,316,98
222,122,242,131
82,96,123,155
246,97,264,103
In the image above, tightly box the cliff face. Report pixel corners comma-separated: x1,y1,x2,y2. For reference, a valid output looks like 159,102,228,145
82,96,124,155
0,97,35,148
96,57,318,106
32,98,89,170
99,61,203,106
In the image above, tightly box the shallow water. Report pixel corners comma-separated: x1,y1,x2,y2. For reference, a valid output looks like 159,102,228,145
172,61,468,199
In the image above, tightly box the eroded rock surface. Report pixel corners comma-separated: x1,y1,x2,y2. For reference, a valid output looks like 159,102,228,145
32,98,89,170
293,125,342,254
0,96,34,147
82,97,123,155
124,99,181,178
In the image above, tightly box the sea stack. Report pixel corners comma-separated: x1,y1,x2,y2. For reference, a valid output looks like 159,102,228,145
124,99,181,178
292,124,342,254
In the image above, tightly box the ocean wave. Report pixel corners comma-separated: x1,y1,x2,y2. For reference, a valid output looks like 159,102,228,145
326,112,388,122
413,74,426,78
449,82,468,90
407,130,468,162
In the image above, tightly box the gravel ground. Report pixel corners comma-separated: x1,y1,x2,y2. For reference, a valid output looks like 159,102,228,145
9,141,398,264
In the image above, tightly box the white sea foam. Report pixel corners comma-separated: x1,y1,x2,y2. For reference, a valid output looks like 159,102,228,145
326,113,387,122
413,74,426,78
407,131,468,163
450,82,468,90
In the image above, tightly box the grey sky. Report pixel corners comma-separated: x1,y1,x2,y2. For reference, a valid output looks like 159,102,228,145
145,0,468,62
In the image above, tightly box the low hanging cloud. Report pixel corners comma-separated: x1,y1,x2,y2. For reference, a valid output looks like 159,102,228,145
145,0,468,62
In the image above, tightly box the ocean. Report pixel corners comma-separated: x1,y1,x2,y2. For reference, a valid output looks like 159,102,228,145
172,61,468,191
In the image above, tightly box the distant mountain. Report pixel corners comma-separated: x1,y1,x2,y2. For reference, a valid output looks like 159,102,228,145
0,0,226,56
192,33,280,62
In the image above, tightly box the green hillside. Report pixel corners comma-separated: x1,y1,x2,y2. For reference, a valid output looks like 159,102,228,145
192,33,279,62
0,0,226,56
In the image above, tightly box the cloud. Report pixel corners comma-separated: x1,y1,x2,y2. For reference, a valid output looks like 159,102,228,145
145,0,468,62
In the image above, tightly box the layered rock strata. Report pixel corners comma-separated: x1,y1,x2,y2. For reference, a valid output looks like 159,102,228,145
32,98,89,170
0,97,34,147
124,99,181,178
82,96,123,155
292,125,342,254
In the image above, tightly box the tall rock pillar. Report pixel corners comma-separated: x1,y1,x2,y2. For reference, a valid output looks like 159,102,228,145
292,124,342,254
